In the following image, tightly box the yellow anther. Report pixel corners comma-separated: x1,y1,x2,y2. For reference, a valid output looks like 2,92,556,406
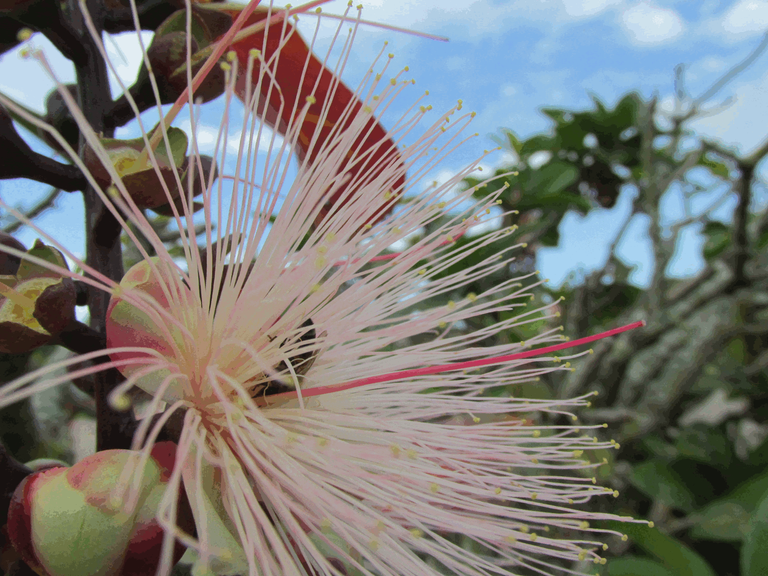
621,534,628,541
530,493,538,500
417,269,426,276
467,293,477,302
531,458,539,464
109,394,131,411
226,50,237,62
315,256,327,269
573,450,583,458
410,528,423,538
533,430,541,438
494,487,502,495
530,533,538,542
306,95,317,104
390,444,401,457
317,437,328,447
505,535,517,543
406,449,417,459
17,28,33,41
430,483,439,493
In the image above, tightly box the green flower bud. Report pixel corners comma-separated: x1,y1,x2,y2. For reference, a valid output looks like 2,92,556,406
7,442,192,576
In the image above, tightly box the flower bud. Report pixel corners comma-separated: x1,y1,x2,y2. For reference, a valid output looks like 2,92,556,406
0,240,76,354
7,442,192,576
83,126,189,210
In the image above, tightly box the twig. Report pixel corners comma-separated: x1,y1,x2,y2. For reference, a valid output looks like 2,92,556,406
694,32,768,108
730,162,754,289
2,188,61,234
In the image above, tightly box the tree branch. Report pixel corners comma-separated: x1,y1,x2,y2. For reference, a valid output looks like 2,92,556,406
0,107,86,192
2,188,61,234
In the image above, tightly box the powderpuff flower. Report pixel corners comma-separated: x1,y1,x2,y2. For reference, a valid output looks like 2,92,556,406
0,2,646,575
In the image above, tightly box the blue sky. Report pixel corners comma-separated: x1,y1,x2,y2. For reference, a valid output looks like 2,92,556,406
1,0,767,288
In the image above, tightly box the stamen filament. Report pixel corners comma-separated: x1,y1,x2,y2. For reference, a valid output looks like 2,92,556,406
264,320,645,403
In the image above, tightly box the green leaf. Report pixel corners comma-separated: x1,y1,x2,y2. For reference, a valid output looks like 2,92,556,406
690,501,752,542
499,129,523,154
604,521,717,576
629,460,697,512
613,93,641,128
606,557,676,576
691,468,768,542
743,491,768,576
525,161,579,196
702,221,730,259
519,134,558,156
674,426,731,467
541,107,568,125
697,154,730,179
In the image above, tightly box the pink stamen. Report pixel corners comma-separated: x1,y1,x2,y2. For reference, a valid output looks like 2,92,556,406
333,229,469,267
263,320,645,403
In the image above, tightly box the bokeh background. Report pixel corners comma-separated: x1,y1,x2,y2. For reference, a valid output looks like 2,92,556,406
1,1,767,575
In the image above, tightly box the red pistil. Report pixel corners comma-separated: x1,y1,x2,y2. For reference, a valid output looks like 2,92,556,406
263,320,645,403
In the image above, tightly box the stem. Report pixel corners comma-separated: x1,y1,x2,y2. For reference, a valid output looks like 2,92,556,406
72,0,133,450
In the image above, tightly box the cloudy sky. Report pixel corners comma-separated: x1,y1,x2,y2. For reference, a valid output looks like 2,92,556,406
1,0,767,287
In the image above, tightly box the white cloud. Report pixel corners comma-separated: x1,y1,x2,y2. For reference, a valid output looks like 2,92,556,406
103,31,154,97
562,0,623,18
298,0,626,45
721,0,768,35
500,83,519,97
620,2,685,46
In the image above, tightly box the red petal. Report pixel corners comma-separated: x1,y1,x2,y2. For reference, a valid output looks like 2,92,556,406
222,8,405,226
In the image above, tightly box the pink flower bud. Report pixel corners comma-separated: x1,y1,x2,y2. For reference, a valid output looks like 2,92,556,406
7,442,191,576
